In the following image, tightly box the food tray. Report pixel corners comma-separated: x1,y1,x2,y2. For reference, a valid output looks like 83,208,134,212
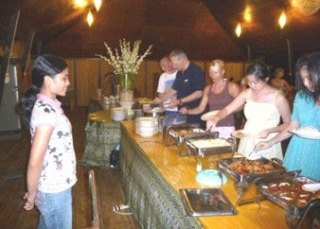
169,128,207,145
218,157,286,182
179,188,237,217
163,123,199,146
257,176,320,209
185,137,235,157
177,132,217,157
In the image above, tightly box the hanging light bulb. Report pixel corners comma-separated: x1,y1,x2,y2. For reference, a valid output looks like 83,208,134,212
87,10,94,27
94,0,102,11
243,5,252,23
74,0,88,9
235,23,242,38
278,11,287,29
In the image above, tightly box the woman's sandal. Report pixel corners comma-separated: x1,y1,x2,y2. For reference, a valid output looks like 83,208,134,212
112,204,132,215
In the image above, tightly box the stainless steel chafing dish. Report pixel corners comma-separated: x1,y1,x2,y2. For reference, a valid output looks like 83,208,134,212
184,135,235,158
218,157,286,205
218,157,286,183
255,173,320,229
177,131,222,157
163,123,200,146
183,135,236,171
256,174,320,210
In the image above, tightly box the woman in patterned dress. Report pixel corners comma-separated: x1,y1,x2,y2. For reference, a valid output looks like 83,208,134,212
19,54,77,229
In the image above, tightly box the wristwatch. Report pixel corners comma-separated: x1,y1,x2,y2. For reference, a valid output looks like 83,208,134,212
179,99,183,106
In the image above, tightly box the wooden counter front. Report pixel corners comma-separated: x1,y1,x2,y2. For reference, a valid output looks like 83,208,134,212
121,121,287,229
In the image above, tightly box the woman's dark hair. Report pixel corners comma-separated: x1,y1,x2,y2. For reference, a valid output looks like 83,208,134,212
273,67,285,78
295,54,310,91
246,61,270,82
19,54,67,125
306,52,320,102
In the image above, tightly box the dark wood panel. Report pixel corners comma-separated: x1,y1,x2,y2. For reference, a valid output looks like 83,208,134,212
1,0,320,64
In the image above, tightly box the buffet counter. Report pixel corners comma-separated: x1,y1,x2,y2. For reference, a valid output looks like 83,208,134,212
80,109,120,167
120,121,287,229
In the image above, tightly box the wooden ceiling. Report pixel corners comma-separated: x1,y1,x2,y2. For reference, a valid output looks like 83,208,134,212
0,0,320,67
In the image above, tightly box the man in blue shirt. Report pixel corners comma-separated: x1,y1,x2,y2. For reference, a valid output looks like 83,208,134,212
154,49,205,124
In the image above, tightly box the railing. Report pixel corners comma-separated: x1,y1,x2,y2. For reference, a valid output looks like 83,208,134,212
88,170,104,229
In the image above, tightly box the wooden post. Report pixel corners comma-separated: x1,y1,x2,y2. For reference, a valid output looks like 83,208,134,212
286,39,292,78
247,45,251,62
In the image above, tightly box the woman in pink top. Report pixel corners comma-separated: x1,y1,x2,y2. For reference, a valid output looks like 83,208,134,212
180,59,240,138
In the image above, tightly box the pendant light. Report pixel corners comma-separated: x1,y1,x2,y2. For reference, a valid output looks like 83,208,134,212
87,10,94,27
235,23,242,38
278,11,287,29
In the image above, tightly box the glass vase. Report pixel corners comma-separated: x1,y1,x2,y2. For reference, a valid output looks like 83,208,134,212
119,72,134,92
118,72,135,102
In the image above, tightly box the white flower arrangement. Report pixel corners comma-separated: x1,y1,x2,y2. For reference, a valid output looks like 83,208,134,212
97,39,152,76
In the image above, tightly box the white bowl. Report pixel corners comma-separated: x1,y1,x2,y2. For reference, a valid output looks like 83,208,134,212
135,127,158,137
111,107,126,121
135,117,157,128
136,126,158,132
135,122,157,129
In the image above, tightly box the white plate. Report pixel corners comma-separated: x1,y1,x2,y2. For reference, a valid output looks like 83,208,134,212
201,110,219,121
232,129,259,139
302,183,320,192
291,126,320,139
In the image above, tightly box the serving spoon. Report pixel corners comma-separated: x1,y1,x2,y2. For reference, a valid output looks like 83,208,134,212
246,150,262,160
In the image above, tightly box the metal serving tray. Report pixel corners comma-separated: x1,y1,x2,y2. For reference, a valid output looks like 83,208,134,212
185,136,235,158
218,157,286,183
257,175,320,209
179,188,237,217
170,128,206,145
163,123,199,146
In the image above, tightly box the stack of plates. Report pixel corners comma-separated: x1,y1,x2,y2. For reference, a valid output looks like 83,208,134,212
135,117,158,137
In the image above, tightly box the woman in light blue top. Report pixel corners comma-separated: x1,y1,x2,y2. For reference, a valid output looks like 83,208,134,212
256,53,320,180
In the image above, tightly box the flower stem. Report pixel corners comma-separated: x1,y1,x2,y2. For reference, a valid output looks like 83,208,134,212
125,73,128,91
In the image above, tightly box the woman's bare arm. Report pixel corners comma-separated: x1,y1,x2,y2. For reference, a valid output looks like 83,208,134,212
24,126,53,210
181,85,209,114
209,89,248,127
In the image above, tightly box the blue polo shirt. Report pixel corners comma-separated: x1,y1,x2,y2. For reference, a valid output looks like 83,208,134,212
172,62,205,123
